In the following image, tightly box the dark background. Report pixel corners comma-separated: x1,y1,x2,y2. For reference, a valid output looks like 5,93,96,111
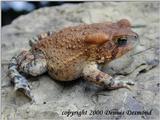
2,1,83,26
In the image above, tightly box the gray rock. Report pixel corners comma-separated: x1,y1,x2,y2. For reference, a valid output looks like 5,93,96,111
2,2,160,120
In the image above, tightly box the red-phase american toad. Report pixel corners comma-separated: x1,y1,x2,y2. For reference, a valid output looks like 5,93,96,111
8,19,138,101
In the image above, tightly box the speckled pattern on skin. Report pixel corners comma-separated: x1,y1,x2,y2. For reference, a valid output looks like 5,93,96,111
8,19,138,101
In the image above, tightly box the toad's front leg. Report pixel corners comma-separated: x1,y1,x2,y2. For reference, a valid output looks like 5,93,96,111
82,62,134,90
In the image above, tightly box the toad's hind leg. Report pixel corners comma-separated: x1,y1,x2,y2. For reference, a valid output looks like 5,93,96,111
29,31,53,47
8,50,47,101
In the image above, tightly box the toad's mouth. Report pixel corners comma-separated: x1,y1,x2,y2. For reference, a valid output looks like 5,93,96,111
130,46,154,57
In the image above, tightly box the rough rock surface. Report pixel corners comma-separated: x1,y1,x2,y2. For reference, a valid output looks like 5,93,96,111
1,2,160,120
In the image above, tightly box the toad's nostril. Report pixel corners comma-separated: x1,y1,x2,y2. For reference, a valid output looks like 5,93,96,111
135,35,137,39
134,33,139,39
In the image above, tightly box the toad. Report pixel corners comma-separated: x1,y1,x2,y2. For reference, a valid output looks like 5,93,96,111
8,19,138,101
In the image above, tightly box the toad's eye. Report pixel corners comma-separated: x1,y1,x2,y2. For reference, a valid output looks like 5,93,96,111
116,38,127,46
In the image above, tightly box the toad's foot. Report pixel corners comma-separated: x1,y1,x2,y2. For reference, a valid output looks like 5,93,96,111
13,75,35,101
106,78,135,90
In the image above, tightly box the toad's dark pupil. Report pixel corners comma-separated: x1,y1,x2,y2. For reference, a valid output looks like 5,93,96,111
117,38,127,46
